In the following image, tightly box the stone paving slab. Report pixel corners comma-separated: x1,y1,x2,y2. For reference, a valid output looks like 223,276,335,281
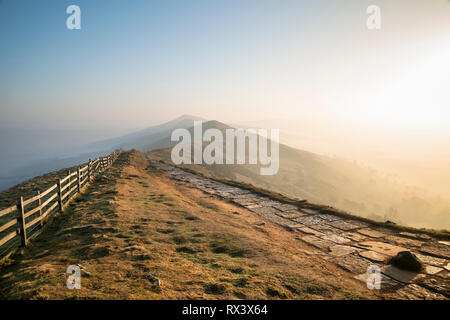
251,206,282,216
347,220,370,228
328,220,361,231
261,213,295,227
152,160,450,299
315,214,342,222
231,194,258,200
381,265,421,284
328,245,360,257
425,265,444,275
342,232,368,242
295,216,326,226
307,224,340,233
259,200,283,207
321,234,351,244
398,232,432,241
297,227,324,237
300,235,335,250
272,203,298,211
355,241,407,257
415,253,447,267
385,235,423,249
357,228,385,239
285,209,309,217
232,198,259,206
419,278,450,296
331,253,374,274
275,211,303,219
354,272,401,292
395,284,447,300
358,250,387,263
419,243,450,259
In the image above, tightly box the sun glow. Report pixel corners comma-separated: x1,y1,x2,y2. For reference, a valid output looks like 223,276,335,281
367,41,450,133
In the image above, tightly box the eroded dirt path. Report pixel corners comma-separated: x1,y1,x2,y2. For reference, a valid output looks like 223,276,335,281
0,151,448,299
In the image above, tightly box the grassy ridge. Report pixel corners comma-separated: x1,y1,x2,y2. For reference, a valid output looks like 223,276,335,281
153,157,450,240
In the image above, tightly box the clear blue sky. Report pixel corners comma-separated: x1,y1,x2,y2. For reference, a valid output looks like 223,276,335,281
0,0,449,145
0,0,326,130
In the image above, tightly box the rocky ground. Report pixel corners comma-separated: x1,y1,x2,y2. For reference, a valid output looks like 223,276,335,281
152,160,450,299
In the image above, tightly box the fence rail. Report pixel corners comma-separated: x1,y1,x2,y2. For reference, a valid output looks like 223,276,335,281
0,150,120,259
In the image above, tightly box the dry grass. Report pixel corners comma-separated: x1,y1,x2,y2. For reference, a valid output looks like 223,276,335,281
0,151,382,300
150,157,450,240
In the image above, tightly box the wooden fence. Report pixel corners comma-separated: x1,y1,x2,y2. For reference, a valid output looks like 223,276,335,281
0,150,120,259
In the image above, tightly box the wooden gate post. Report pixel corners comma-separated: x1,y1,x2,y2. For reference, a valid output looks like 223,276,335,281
57,179,63,212
17,196,27,247
36,190,43,227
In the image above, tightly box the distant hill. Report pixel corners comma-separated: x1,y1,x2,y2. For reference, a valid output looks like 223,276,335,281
145,119,450,231
87,115,205,152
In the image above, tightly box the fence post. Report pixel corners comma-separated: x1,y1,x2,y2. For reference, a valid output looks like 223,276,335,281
68,170,71,198
77,167,81,193
36,190,43,228
58,178,63,212
17,196,27,247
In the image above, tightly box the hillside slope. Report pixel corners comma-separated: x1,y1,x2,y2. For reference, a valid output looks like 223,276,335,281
86,115,205,152
16,115,446,230
150,144,450,231
0,151,448,299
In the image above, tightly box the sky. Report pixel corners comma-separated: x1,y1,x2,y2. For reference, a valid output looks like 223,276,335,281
1,0,450,193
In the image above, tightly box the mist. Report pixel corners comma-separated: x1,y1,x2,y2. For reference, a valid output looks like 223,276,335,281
1,0,449,228
0,125,136,191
